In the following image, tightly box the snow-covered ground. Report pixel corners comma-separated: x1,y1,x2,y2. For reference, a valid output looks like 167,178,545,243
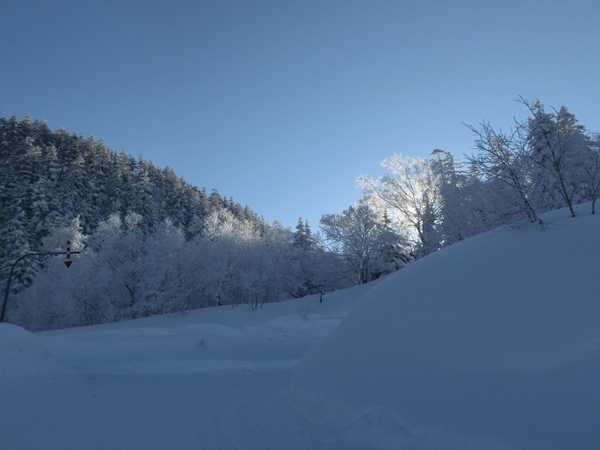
1,205,599,449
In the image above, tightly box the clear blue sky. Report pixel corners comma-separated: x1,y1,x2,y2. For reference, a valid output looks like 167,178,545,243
2,0,599,230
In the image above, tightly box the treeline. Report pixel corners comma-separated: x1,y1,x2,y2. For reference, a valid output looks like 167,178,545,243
1,114,385,331
3,97,599,331
320,98,599,281
10,211,351,331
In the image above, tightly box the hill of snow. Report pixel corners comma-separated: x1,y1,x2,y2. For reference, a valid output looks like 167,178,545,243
1,204,598,449
291,205,600,449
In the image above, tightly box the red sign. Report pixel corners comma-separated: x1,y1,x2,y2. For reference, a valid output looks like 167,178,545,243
65,240,72,268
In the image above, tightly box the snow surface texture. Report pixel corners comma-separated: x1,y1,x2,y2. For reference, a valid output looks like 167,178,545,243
1,204,599,449
0,323,85,397
292,205,600,450
0,282,378,449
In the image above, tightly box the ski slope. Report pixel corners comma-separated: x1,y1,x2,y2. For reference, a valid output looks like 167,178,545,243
1,204,599,449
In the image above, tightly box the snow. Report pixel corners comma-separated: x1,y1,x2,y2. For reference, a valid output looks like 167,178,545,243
292,205,600,449
0,323,85,397
1,205,599,449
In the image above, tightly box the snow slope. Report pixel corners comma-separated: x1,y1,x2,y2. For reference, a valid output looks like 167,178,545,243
291,205,600,449
1,204,599,449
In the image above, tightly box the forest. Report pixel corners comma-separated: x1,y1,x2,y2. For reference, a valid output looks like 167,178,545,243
1,97,599,331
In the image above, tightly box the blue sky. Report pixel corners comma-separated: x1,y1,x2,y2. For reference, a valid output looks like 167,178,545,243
2,0,599,230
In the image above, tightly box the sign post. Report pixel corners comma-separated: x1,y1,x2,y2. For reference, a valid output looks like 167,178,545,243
1,242,80,323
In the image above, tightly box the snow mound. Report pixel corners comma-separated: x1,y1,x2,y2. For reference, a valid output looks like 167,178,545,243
0,323,85,396
291,206,600,450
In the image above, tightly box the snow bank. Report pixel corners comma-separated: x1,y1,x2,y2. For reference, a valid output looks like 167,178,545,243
291,205,600,450
0,323,84,397
37,279,380,377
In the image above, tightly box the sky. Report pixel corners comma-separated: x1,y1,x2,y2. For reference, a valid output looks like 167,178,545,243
2,0,600,230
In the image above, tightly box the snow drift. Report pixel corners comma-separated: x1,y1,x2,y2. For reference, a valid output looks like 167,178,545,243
0,323,85,397
291,205,600,450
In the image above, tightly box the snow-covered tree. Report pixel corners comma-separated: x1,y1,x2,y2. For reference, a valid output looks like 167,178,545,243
523,98,589,217
582,134,600,214
143,219,192,314
358,154,442,257
465,121,539,223
320,204,404,285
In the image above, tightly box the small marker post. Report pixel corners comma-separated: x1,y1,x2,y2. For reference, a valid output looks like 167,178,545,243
65,241,72,268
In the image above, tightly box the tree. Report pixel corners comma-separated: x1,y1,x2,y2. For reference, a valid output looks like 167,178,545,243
430,149,469,245
143,219,192,314
522,98,589,217
0,117,45,292
290,218,336,297
320,204,402,284
465,121,539,223
358,154,442,258
583,134,600,214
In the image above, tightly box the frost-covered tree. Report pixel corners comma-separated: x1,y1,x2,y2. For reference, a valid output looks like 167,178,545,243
142,219,192,314
320,204,405,284
582,134,600,214
465,121,539,223
430,149,470,245
523,98,590,217
358,154,442,257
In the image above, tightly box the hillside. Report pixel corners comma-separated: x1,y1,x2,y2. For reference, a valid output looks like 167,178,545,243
0,114,261,292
